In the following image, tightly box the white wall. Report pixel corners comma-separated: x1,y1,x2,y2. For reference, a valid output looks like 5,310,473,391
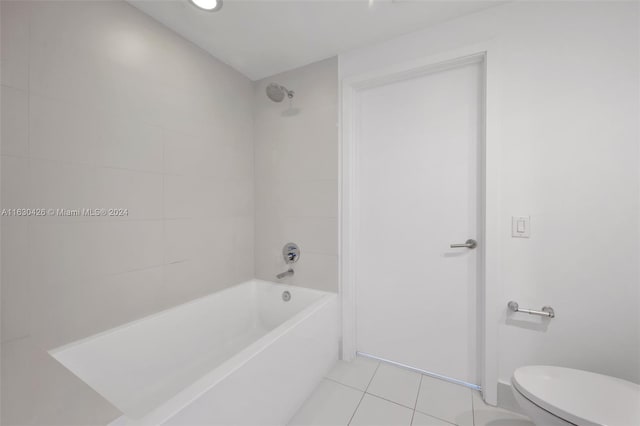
2,0,637,423
253,58,339,292
340,0,640,393
0,1,254,424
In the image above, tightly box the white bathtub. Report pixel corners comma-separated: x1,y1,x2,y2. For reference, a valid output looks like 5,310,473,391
50,279,339,425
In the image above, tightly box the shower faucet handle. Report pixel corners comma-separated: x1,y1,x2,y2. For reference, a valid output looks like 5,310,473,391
283,242,300,264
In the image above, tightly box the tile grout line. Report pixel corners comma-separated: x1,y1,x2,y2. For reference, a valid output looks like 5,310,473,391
161,127,166,272
325,360,489,426
324,375,417,409
345,389,366,425
410,374,424,425
347,361,380,425
15,153,257,179
363,361,380,393
342,373,427,422
325,361,523,426
363,391,416,411
324,376,368,393
413,407,459,426
25,1,34,345
337,360,462,425
411,373,470,426
470,390,476,426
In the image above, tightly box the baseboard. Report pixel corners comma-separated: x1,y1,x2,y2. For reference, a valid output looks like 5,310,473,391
497,380,525,415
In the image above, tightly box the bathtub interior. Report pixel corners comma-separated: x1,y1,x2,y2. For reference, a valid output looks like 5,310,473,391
49,280,330,420
254,280,328,328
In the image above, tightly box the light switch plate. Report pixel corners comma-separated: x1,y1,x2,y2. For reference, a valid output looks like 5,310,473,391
512,216,530,238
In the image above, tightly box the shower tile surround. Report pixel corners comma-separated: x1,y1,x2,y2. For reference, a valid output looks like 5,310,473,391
0,1,308,424
253,58,339,292
1,1,338,424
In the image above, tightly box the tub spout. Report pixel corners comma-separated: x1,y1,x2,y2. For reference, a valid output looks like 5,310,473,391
276,268,294,279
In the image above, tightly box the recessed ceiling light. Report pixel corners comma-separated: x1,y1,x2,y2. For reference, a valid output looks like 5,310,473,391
189,0,222,12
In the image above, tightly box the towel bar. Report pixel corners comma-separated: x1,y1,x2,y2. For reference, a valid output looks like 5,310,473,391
507,301,555,318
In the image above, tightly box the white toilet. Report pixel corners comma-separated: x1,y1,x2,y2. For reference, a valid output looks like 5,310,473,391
511,365,640,426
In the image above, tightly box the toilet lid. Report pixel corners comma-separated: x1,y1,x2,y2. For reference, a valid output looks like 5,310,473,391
512,366,640,426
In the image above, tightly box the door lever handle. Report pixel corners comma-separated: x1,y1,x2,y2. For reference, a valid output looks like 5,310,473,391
450,239,477,249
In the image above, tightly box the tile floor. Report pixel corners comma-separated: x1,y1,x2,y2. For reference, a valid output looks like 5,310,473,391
289,356,535,426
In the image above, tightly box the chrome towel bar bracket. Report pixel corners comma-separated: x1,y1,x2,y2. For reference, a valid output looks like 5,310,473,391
507,301,555,318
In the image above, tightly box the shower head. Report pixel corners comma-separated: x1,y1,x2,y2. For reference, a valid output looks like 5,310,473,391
266,83,294,103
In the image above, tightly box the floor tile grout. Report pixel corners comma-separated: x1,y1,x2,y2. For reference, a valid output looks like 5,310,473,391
324,376,369,393
363,361,380,393
347,361,380,425
470,390,476,426
347,393,366,425
413,374,423,410
364,391,415,410
299,357,529,426
413,407,459,426
332,359,462,424
409,374,424,426
413,410,453,426
325,363,419,422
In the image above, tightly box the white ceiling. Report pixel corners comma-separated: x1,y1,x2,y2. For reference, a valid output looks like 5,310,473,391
129,0,506,81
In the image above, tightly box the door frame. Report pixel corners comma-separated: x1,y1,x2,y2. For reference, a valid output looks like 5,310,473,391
339,42,502,405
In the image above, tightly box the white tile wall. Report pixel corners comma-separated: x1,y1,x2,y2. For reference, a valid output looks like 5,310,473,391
0,1,254,424
0,0,29,91
1,3,337,424
1,85,28,157
253,57,338,292
1,219,30,342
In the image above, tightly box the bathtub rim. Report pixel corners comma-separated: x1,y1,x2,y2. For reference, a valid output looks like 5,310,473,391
50,279,330,357
51,280,336,425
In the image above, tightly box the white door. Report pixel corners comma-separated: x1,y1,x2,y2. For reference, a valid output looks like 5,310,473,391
355,60,482,385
